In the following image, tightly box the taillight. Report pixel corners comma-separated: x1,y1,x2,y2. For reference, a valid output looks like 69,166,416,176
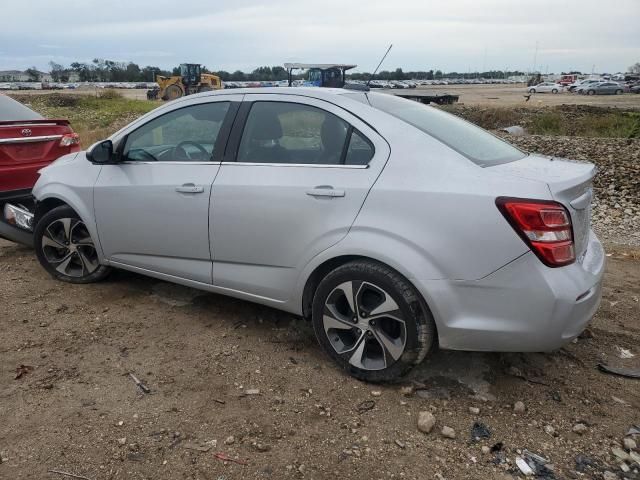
496,197,575,267
59,133,80,147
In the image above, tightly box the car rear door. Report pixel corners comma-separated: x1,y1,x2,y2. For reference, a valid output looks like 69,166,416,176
210,94,390,301
94,95,241,283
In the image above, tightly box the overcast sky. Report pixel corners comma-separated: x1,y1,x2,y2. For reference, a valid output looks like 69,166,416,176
2,0,638,74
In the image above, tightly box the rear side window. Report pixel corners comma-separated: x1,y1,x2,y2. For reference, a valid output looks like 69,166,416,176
364,93,526,167
236,101,373,165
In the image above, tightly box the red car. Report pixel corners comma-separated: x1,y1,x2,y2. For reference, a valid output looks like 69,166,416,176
0,94,80,244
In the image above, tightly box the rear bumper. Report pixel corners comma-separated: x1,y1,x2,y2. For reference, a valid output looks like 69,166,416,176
416,230,605,352
0,161,49,193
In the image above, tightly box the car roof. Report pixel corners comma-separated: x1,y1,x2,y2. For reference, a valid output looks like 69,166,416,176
0,94,43,121
186,87,368,102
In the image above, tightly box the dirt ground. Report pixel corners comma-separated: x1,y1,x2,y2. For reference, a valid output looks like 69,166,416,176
1,236,639,480
14,84,640,108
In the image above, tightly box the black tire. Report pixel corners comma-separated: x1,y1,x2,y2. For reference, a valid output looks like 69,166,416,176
587,90,595,95
528,88,536,93
34,205,111,284
197,85,213,93
312,260,436,383
161,84,183,101
552,88,558,94
615,89,623,95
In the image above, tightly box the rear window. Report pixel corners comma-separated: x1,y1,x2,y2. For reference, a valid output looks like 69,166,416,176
351,93,526,167
0,95,43,122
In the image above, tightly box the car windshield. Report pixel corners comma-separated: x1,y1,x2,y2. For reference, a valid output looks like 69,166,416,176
352,93,526,167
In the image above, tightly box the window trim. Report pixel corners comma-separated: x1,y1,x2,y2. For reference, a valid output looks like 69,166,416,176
224,99,374,168
116,101,239,164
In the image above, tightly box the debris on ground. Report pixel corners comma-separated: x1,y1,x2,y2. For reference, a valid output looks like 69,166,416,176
14,364,33,380
128,372,150,394
213,452,248,465
47,469,93,480
516,456,535,476
501,125,526,136
513,401,526,413
615,346,635,359
470,422,491,442
598,363,640,379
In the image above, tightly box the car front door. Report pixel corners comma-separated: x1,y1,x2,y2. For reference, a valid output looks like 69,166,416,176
94,96,241,283
210,94,390,301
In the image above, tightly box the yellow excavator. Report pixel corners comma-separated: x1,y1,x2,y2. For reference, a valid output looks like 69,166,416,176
152,64,223,101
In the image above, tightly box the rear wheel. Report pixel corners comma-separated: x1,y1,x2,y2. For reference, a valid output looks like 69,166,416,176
552,88,558,94
161,84,183,101
34,206,110,284
587,90,596,95
197,85,213,93
312,260,436,382
615,89,623,95
528,88,536,93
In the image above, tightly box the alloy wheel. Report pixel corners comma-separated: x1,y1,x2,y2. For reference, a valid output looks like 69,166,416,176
41,218,99,278
322,281,407,371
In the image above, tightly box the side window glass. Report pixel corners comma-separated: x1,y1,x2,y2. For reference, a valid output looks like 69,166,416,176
236,102,349,165
344,129,375,165
123,102,230,162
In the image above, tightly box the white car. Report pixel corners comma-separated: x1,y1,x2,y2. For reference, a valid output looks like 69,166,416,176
528,82,563,94
16,88,604,381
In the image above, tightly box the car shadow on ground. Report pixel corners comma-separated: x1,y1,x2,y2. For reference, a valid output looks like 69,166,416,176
107,268,551,399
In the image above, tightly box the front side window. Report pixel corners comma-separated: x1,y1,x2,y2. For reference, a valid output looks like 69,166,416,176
123,102,230,162
237,101,370,165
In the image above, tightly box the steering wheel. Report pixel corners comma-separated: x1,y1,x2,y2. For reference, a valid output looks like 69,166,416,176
173,141,209,161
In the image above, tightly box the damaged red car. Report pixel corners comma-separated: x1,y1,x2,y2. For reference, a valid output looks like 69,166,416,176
0,94,80,245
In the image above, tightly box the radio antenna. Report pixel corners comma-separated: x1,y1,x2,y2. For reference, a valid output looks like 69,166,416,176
367,44,393,87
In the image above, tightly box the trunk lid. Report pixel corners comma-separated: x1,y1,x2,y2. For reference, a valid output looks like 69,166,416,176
0,119,73,166
491,154,596,261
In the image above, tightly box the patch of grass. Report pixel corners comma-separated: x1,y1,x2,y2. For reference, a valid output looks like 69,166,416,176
10,93,158,147
445,104,640,138
529,112,566,135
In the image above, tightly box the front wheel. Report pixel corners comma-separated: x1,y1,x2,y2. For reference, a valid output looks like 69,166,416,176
615,89,623,95
34,206,111,284
312,260,436,382
587,90,596,95
528,88,536,93
552,88,558,94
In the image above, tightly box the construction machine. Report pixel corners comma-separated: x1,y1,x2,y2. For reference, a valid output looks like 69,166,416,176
154,64,222,101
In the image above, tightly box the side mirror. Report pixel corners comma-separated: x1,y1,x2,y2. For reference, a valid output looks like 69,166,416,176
87,140,114,164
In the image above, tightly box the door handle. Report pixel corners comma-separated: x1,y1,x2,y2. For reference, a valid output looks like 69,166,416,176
175,183,204,194
306,186,345,198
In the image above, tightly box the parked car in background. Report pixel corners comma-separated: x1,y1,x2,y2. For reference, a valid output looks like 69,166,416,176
580,82,624,95
568,79,601,92
630,84,640,94
528,82,563,94
0,94,80,244
11,88,604,381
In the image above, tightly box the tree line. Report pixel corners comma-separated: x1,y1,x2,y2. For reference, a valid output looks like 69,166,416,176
23,59,640,83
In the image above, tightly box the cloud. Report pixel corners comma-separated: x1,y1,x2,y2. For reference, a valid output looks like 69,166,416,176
1,0,638,73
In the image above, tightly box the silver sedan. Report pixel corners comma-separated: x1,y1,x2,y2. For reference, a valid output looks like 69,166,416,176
26,88,604,381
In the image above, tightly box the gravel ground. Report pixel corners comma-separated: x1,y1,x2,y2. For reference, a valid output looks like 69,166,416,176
0,240,639,480
498,134,640,246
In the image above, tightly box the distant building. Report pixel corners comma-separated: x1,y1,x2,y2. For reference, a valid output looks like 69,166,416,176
0,69,53,82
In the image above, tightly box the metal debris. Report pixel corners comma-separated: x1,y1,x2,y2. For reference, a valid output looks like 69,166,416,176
598,363,640,379
128,372,151,394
